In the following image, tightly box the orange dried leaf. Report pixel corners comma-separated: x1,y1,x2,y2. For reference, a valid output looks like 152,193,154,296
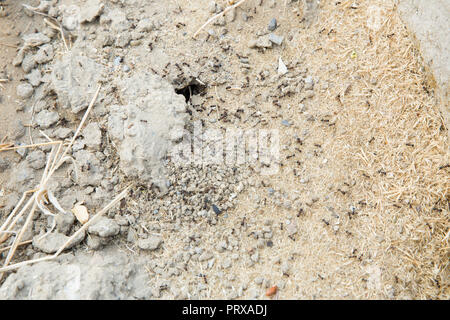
265,285,278,297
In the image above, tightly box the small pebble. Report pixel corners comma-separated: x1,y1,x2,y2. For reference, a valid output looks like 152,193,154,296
268,33,284,46
212,204,221,215
278,57,288,75
113,56,122,66
268,18,277,31
137,236,163,251
281,120,291,127
16,83,34,99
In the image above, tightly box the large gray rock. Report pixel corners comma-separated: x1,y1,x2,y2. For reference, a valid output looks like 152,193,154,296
51,49,104,113
137,236,163,251
82,122,102,149
73,150,105,187
26,150,46,170
32,231,85,254
0,248,152,299
35,110,60,129
107,72,188,193
16,83,34,99
398,0,450,142
88,217,120,238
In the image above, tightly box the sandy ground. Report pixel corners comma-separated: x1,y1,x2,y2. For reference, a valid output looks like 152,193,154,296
0,0,448,300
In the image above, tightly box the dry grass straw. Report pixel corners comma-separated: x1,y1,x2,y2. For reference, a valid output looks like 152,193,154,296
193,0,249,38
310,0,449,298
22,4,70,52
0,86,130,278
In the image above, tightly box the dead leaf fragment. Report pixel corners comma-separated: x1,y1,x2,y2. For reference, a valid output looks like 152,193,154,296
266,285,278,297
71,204,89,224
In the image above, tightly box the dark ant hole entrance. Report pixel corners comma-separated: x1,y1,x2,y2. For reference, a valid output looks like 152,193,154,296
176,80,207,102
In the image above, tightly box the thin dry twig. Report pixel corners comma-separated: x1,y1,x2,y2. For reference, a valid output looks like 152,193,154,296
0,42,17,49
0,186,130,273
0,240,32,254
192,0,249,38
0,141,62,152
0,86,105,279
22,4,70,51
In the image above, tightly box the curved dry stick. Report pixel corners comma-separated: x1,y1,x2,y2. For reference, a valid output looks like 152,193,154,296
3,200,38,272
46,86,101,182
0,189,35,243
0,141,61,152
192,0,249,38
55,185,130,256
0,240,32,253
0,87,101,277
0,186,130,273
0,193,35,244
0,145,60,245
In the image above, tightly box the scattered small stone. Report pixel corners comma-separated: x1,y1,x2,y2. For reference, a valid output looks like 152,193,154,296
51,50,104,114
88,217,120,237
281,262,291,275
35,110,60,129
212,204,221,215
304,90,315,99
213,16,226,26
10,163,34,187
53,127,73,139
15,143,28,158
286,221,298,236
209,1,217,13
113,56,122,67
136,18,154,33
198,251,214,262
248,35,272,49
137,236,163,251
26,150,46,170
268,18,277,31
304,75,314,90
281,119,291,127
222,258,232,269
82,122,102,150
264,231,273,239
34,44,54,64
127,228,138,243
16,83,34,99
0,158,9,172
22,33,50,47
13,48,25,67
86,234,103,250
25,69,42,87
55,212,75,235
32,231,84,254
278,57,288,75
268,33,284,46
22,53,36,73
79,0,104,23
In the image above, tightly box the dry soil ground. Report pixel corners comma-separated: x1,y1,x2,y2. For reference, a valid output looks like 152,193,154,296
0,0,448,300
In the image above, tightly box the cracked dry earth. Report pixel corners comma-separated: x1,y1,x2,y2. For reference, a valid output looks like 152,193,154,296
0,0,449,299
